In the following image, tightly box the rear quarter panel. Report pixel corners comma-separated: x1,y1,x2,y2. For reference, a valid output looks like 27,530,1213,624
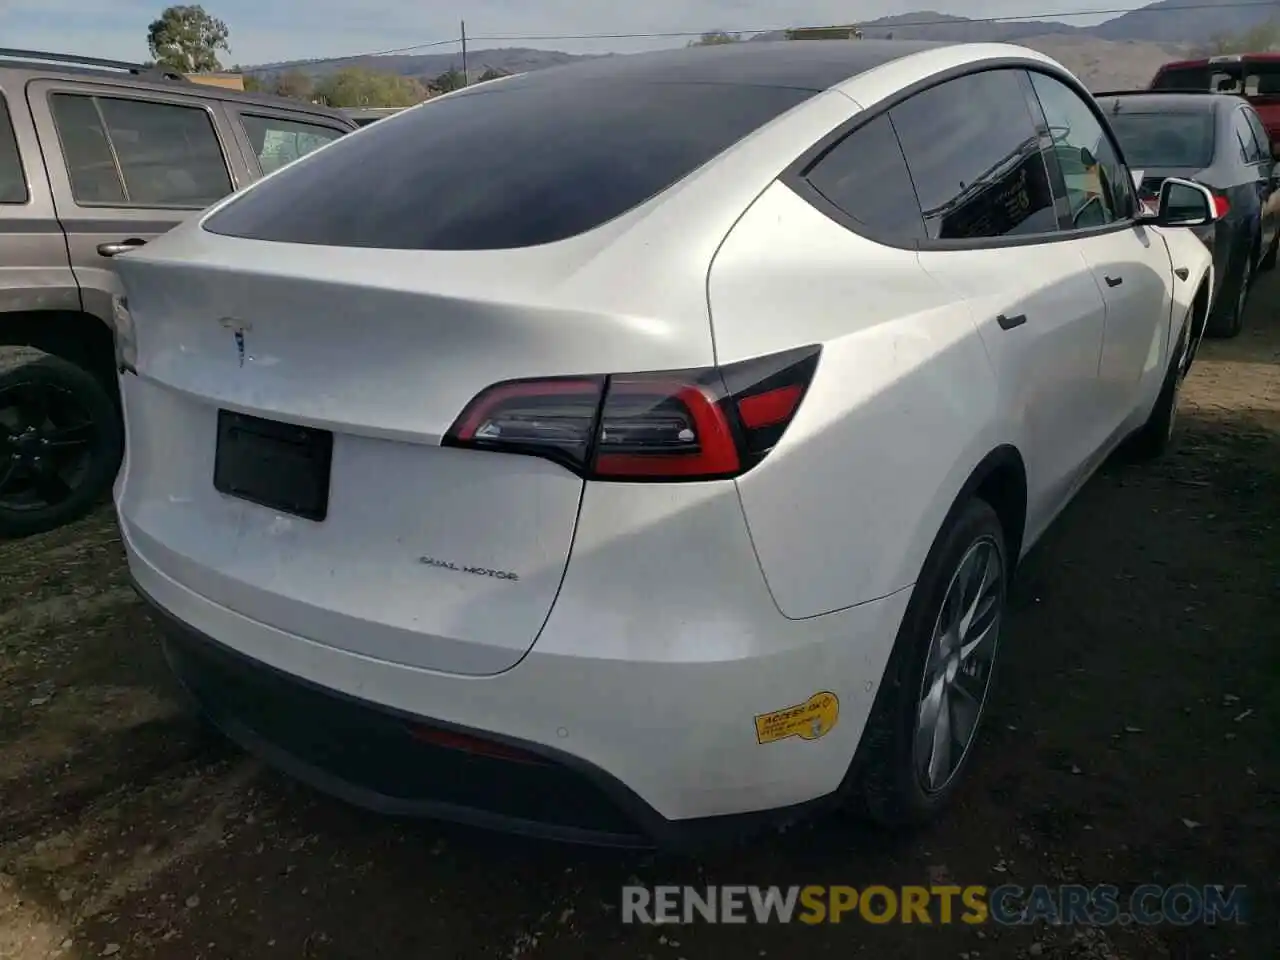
708,182,1002,619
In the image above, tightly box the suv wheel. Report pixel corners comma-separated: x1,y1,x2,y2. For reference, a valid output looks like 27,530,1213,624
0,356,123,538
855,498,1007,825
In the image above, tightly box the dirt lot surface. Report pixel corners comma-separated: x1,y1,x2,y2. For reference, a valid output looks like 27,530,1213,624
2,282,1278,960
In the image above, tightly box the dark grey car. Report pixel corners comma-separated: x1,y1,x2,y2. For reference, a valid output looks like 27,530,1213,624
1095,90,1279,337
0,50,356,537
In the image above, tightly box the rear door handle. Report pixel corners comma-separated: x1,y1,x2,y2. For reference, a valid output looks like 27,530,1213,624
996,313,1027,331
1104,275,1123,287
97,238,147,257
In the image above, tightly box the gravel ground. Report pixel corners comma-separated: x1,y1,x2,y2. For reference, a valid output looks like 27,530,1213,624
1,279,1277,960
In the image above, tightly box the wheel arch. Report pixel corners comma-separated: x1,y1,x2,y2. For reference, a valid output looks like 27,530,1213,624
0,310,118,405
927,444,1029,581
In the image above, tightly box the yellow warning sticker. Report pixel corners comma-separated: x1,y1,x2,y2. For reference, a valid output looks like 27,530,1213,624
754,691,840,745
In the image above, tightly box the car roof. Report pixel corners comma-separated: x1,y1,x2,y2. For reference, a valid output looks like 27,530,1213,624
0,50,351,123
449,39,952,95
1096,91,1236,114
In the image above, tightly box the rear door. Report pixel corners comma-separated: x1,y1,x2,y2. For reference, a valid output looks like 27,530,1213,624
1026,70,1173,440
222,107,350,178
24,79,250,324
0,82,81,318
889,68,1111,532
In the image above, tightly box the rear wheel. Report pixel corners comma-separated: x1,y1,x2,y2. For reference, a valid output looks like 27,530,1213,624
856,498,1007,826
1259,231,1277,272
1207,246,1253,338
0,356,123,538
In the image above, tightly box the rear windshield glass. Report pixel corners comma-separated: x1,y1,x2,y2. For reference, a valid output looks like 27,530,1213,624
1152,66,1212,91
1108,112,1216,168
203,79,814,250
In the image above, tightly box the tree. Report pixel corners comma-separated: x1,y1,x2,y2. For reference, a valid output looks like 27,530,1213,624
314,68,427,108
1205,20,1280,55
229,65,264,92
431,68,467,93
273,70,314,100
688,30,741,46
147,5,230,73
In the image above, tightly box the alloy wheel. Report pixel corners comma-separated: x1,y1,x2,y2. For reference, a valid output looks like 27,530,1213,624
0,380,98,513
914,535,1005,794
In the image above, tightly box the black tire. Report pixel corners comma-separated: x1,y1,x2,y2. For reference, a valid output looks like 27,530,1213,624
1206,245,1253,338
1124,324,1188,462
0,356,123,539
855,498,1008,826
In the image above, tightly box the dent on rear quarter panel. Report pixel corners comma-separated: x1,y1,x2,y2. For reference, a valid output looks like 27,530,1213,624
708,182,999,618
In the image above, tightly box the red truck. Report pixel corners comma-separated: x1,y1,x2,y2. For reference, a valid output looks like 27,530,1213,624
1151,53,1280,154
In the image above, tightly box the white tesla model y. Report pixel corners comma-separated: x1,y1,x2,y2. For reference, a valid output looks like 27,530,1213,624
112,40,1218,846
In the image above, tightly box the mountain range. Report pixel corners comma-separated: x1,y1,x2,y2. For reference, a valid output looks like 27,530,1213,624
250,0,1279,91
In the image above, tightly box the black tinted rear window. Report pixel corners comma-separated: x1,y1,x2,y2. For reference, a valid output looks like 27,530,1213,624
1108,111,1216,168
204,79,814,250
1152,66,1212,91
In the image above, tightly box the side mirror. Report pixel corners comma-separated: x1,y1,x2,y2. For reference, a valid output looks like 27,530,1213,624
1139,177,1222,227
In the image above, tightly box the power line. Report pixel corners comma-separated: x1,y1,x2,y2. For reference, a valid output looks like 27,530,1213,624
285,0,1280,69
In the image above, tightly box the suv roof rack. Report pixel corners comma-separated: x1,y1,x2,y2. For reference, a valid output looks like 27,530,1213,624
0,48,190,82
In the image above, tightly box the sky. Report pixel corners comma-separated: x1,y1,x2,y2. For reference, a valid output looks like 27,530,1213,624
0,0,1150,68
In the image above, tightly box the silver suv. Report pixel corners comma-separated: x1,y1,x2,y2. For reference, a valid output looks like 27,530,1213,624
0,49,355,537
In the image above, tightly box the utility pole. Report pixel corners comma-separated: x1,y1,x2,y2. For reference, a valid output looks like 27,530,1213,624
460,20,469,86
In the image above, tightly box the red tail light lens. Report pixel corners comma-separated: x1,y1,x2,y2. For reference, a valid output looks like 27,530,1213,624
443,345,820,481
1212,193,1230,218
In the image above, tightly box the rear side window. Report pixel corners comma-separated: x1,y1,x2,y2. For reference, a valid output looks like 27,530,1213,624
890,69,1058,240
802,113,926,242
1245,108,1272,157
0,94,27,204
238,114,345,176
51,93,232,208
203,80,815,250
1233,109,1263,163
1030,71,1134,227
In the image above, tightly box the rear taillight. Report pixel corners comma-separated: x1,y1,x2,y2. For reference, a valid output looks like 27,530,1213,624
443,345,820,481
1212,193,1230,218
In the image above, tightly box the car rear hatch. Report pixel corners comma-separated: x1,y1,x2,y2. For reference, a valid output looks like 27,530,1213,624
113,231,716,677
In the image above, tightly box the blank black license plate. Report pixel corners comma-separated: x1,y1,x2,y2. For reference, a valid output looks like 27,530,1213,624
213,410,333,521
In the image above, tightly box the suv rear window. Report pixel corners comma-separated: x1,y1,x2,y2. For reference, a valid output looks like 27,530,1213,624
1108,111,1216,168
238,114,345,175
203,79,814,250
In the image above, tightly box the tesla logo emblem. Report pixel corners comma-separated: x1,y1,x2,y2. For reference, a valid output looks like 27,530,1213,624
218,317,251,367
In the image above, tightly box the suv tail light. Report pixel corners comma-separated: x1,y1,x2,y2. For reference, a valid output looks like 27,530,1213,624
443,345,821,481
1211,192,1230,218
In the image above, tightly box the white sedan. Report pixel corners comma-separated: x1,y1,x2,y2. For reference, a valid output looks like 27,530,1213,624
110,39,1217,846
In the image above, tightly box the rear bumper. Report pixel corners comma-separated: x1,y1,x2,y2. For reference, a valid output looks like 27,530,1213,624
144,581,773,848
122,517,912,847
